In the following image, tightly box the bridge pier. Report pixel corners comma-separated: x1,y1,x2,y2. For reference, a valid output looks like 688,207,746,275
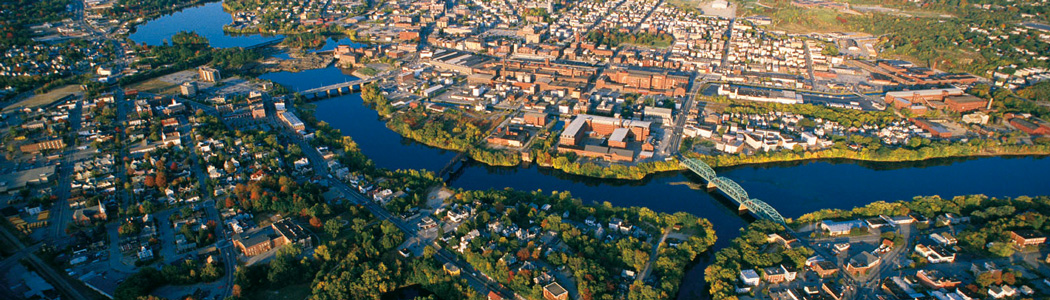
705,181,717,191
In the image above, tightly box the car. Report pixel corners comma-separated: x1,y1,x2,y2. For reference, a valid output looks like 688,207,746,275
398,248,411,257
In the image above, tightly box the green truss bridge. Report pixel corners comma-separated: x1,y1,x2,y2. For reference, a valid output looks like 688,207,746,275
679,156,787,225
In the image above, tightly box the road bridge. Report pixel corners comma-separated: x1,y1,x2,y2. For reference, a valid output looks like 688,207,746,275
679,156,786,225
244,37,285,50
299,71,397,100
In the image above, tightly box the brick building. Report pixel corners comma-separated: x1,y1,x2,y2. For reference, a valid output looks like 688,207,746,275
595,67,689,97
1009,230,1047,247
542,283,568,300
19,139,66,154
1009,118,1050,136
233,219,313,257
944,95,988,112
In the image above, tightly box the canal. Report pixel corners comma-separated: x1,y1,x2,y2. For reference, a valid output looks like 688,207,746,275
134,3,1050,297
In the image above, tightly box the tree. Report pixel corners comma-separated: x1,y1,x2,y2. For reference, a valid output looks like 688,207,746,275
155,171,168,189
324,219,341,237
309,216,323,228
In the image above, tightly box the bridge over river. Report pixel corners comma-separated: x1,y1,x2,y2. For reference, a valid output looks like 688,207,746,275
299,71,398,100
680,156,787,225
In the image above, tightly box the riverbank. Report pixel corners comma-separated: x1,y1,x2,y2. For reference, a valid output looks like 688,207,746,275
247,50,333,73
356,82,1050,180
690,143,1050,168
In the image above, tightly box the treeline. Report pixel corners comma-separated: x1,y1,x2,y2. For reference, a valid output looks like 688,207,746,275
587,29,676,48
109,0,210,21
469,147,521,166
690,137,1050,168
723,101,898,128
705,220,815,300
1017,81,1050,102
533,151,685,180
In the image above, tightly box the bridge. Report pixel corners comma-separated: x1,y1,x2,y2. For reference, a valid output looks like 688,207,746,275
680,156,786,225
244,37,285,50
437,152,470,181
299,71,398,101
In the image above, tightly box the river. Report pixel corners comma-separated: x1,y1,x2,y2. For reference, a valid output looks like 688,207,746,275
135,3,1050,297
287,74,1050,299
128,1,283,48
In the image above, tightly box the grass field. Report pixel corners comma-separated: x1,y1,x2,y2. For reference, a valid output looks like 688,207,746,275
126,77,182,95
3,85,82,113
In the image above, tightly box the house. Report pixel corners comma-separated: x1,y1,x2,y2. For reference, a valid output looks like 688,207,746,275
543,282,568,300
500,253,517,265
846,252,880,276
762,265,794,284
740,269,760,286
1008,230,1046,247
811,261,839,278
72,200,107,225
930,232,957,246
972,261,1001,276
137,246,153,261
914,244,955,263
443,262,461,276
820,220,866,236
487,291,503,300
988,285,1016,299
917,269,960,289
822,282,844,300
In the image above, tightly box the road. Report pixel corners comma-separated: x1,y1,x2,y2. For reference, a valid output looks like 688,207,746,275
663,76,703,156
717,17,736,73
185,123,238,300
49,99,83,247
803,40,816,83
636,227,671,282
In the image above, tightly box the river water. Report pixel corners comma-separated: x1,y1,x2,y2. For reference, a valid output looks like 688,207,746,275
127,1,283,48
138,3,1050,298
276,69,1050,299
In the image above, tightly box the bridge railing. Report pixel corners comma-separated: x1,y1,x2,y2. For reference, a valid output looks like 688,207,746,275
742,198,787,225
680,157,715,181
712,176,748,205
